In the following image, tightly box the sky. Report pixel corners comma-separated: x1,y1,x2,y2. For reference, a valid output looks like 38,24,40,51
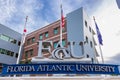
0,0,120,65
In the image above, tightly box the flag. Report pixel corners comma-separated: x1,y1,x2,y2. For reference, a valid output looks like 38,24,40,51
116,0,120,9
61,4,65,27
94,20,103,45
24,28,27,32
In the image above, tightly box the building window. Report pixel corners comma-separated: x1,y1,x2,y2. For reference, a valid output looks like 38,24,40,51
62,27,65,33
0,34,9,42
0,48,2,53
18,41,21,46
0,48,15,57
10,38,16,44
53,41,58,48
15,53,18,58
85,20,87,27
7,51,11,56
90,41,93,48
91,58,94,63
27,39,31,45
25,51,28,59
0,34,17,44
89,26,91,32
86,36,88,43
30,49,33,56
54,28,58,35
62,39,66,47
87,54,89,58
32,37,35,43
10,52,14,57
39,34,43,40
1,49,6,54
45,32,49,38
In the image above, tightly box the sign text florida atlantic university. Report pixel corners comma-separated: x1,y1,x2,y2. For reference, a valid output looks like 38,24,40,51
2,41,120,75
2,63,120,75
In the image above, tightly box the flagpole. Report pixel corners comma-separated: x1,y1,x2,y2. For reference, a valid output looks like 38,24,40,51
93,16,104,64
16,16,28,64
98,42,104,63
60,3,62,45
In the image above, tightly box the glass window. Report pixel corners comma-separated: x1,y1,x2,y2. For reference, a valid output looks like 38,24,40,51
30,49,33,56
89,26,91,32
85,20,87,27
86,36,88,43
10,38,17,44
2,49,6,54
45,32,49,38
0,34,17,44
53,41,58,48
7,51,11,55
0,34,10,41
10,52,14,57
87,54,89,58
25,51,28,59
54,28,58,35
27,39,30,45
90,41,93,48
39,34,43,40
13,39,17,44
15,53,18,58
18,41,21,46
0,48,2,53
62,27,65,33
32,37,35,43
44,45,48,48
62,39,66,47
91,58,94,63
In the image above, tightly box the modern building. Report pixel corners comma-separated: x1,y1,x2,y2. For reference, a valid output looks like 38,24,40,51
0,24,22,71
21,7,98,64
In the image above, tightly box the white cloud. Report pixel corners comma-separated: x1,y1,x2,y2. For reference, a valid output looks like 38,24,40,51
0,0,16,23
91,0,120,63
0,0,49,34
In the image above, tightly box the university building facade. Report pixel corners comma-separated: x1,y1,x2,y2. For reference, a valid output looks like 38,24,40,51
21,7,98,64
0,24,21,71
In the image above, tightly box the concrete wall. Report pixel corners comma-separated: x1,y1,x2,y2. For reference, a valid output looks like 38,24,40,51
0,76,120,80
67,7,84,57
66,7,97,62
0,24,22,64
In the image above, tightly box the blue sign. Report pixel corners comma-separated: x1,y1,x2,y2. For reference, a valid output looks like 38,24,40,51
1,63,120,75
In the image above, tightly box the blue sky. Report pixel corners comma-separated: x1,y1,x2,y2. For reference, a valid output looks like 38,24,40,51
0,0,120,65
0,0,103,33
